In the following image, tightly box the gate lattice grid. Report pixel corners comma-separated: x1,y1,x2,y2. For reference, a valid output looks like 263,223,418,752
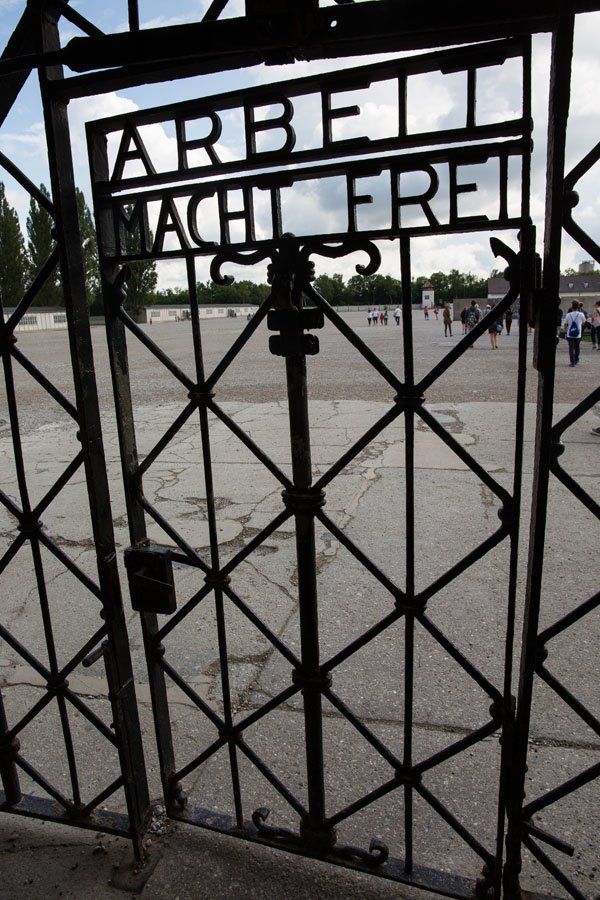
0,16,149,854
97,232,528,900
0,3,598,899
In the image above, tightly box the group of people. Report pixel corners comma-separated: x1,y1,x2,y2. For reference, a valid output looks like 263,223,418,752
458,300,510,349
366,298,600,364
367,307,402,326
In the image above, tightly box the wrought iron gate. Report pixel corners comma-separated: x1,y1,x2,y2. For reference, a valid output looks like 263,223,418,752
0,4,598,899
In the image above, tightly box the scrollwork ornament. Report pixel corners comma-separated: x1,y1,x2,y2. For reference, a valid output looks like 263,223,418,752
300,238,382,278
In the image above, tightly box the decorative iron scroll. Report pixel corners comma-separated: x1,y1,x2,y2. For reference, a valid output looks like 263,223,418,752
87,37,532,264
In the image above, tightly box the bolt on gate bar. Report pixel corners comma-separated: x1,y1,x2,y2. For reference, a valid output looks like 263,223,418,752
86,34,534,899
0,3,598,899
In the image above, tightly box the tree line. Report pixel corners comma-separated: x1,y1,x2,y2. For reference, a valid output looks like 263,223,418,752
154,270,490,310
0,182,102,308
0,182,157,314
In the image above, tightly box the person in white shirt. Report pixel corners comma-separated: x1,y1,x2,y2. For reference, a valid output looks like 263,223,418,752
394,307,401,326
563,300,587,366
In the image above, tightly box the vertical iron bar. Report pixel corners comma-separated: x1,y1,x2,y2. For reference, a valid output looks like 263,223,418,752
88,122,179,822
491,41,534,898
38,10,150,856
492,224,534,898
290,354,328,845
504,10,575,896
128,0,140,32
186,257,244,827
0,689,21,805
97,260,179,818
400,235,415,872
276,263,333,850
90,113,185,825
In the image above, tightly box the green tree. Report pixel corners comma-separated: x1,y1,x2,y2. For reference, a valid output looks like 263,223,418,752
0,182,28,308
76,188,100,306
313,273,347,306
346,273,400,306
120,205,157,321
27,183,62,306
195,279,268,306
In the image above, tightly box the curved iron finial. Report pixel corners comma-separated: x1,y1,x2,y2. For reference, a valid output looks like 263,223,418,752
209,248,275,285
489,237,520,294
300,239,382,276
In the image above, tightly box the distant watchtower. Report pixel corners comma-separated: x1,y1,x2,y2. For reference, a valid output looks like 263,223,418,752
421,281,434,309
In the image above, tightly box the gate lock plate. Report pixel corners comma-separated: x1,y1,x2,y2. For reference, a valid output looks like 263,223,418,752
124,545,176,615
267,307,324,357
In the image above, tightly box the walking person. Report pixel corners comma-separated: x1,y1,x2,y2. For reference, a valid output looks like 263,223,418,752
383,306,389,325
591,301,600,350
465,299,481,345
379,309,385,325
488,304,502,349
367,308,372,326
504,306,513,335
460,306,468,334
443,303,452,337
433,305,439,320
563,300,586,366
424,305,429,320
394,306,401,326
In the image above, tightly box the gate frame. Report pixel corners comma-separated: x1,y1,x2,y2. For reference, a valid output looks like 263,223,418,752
0,3,597,898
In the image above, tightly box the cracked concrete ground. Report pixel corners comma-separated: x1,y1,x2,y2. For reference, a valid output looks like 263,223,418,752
0,312,598,898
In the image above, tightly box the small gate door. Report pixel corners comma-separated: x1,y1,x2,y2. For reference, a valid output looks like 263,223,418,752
88,36,539,899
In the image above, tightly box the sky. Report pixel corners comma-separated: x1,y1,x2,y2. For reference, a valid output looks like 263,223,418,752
1,0,600,290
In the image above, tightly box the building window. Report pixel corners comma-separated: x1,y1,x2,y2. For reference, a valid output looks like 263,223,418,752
568,282,574,288
53,314,67,323
584,282,589,288
151,310,161,317
21,315,38,325
218,308,225,314
168,309,177,317
206,309,213,314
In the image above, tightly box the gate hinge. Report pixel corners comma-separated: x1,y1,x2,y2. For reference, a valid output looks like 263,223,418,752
124,544,176,615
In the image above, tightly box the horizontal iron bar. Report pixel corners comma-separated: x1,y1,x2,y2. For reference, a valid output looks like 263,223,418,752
88,39,528,191
174,801,478,899
15,2,600,92
0,790,131,839
87,35,526,139
97,140,526,205
33,4,594,100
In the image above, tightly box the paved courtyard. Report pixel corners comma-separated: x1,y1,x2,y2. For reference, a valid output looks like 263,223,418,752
0,311,598,898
